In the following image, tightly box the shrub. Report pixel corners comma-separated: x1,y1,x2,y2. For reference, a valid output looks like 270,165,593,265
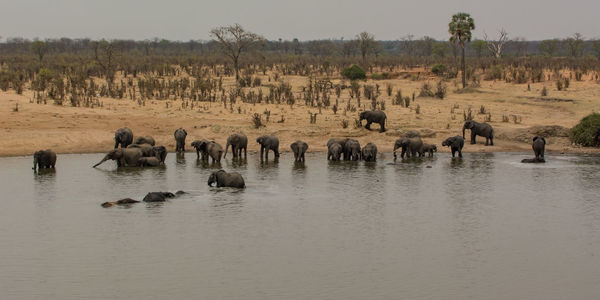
370,73,389,80
341,65,366,80
541,86,548,96
341,120,349,128
570,113,600,146
252,113,263,128
419,82,434,97
435,81,447,99
431,64,447,76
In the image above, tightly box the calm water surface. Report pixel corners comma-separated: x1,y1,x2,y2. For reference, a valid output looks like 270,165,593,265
1,152,600,299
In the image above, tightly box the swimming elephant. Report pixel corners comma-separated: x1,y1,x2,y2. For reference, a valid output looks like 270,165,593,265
101,198,140,208
532,136,546,161
290,140,309,162
225,133,248,159
359,110,387,132
114,127,133,149
191,140,223,163
327,138,349,160
138,156,161,167
257,135,280,160
143,191,176,202
93,148,143,168
393,137,423,159
134,136,155,146
174,128,187,153
421,144,437,157
463,120,494,146
361,143,378,162
327,142,343,161
152,146,167,164
442,136,465,158
345,139,361,161
208,170,246,188
33,149,57,171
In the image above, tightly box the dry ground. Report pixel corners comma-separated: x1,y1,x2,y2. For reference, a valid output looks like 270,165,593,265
1,73,599,157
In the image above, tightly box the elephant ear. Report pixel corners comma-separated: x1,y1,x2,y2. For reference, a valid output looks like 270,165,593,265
533,136,539,142
541,137,546,144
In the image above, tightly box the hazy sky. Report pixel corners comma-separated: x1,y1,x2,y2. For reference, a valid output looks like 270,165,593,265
0,0,597,41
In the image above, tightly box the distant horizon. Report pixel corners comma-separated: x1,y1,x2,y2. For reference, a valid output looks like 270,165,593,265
0,0,598,42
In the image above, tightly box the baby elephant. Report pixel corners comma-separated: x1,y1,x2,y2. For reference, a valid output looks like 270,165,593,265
421,144,437,157
361,143,378,162
33,149,57,171
442,136,464,158
327,142,343,161
208,170,246,188
290,140,309,162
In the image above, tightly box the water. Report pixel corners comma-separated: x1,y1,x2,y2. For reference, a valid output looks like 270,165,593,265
1,152,600,299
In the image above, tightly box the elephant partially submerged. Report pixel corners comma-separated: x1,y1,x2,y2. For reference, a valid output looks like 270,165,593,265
152,146,167,164
102,191,184,207
134,136,155,146
421,144,437,157
138,157,161,167
257,135,280,160
327,138,349,160
33,149,57,171
174,128,187,153
327,142,343,161
191,140,223,163
114,127,133,148
225,133,248,159
442,136,465,158
208,170,246,188
93,148,143,168
359,110,387,132
393,137,423,159
463,120,494,146
361,143,378,162
127,143,154,157
532,136,546,160
345,139,361,161
290,140,309,162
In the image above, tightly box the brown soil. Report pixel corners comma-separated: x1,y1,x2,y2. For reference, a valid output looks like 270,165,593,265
1,74,599,157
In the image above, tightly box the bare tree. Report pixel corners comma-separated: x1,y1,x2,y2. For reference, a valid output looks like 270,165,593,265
92,40,118,94
210,24,264,80
564,33,585,57
356,32,378,65
484,29,510,59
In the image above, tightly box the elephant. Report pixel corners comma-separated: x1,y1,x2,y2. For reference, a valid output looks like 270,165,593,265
463,120,494,146
174,128,187,153
152,146,167,164
257,135,280,160
114,127,133,149
93,148,143,168
225,133,248,159
191,140,223,163
138,157,161,167
191,139,209,160
532,136,546,161
327,138,349,160
359,110,387,132
345,139,361,161
393,137,423,159
421,144,437,157
134,136,155,146
143,191,176,202
290,140,309,162
33,149,57,171
361,143,378,162
101,198,140,208
327,142,343,161
127,143,154,157
208,170,246,188
442,136,465,158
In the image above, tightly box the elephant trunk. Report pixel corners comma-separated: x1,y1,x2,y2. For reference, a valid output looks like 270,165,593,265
93,155,109,168
224,141,229,158
462,125,466,139
32,156,38,170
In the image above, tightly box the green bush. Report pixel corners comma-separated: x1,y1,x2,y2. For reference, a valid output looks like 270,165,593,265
370,72,389,80
431,64,447,76
341,65,366,80
570,113,600,146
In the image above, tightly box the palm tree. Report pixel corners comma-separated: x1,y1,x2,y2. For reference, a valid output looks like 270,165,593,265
449,13,475,89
